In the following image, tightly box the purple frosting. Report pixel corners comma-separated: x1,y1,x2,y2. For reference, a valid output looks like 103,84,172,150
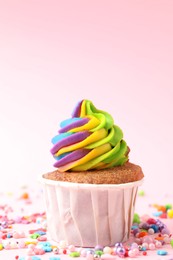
59,117,89,133
50,131,91,155
53,148,90,167
71,100,83,118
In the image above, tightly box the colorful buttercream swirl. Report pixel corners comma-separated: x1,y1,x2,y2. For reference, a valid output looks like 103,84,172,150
50,100,129,172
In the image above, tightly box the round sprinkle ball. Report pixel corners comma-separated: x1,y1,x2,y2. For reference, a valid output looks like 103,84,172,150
138,190,145,196
167,209,173,218
103,246,112,254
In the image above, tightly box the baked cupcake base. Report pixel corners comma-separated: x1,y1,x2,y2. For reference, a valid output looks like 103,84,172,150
43,162,144,184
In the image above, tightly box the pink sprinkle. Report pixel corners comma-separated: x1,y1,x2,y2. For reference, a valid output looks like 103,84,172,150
37,236,47,241
26,248,35,256
34,248,45,255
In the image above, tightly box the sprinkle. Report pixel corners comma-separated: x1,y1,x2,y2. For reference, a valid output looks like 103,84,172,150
43,246,52,252
153,211,163,217
36,217,42,224
37,235,47,241
33,248,45,255
170,239,173,247
49,257,61,260
13,231,26,239
155,241,162,248
35,230,46,235
19,257,41,260
103,246,112,254
62,249,67,254
157,250,168,255
20,192,29,200
149,243,155,250
53,247,59,254
116,246,126,257
7,233,12,238
157,206,167,213
32,257,42,260
138,231,148,238
138,190,145,196
165,204,172,210
29,229,46,234
147,218,156,224
148,228,155,235
95,250,104,256
69,252,80,257
160,212,167,218
30,233,40,239
133,213,140,224
150,224,159,233
38,241,51,247
25,239,38,245
142,243,148,250
128,249,136,257
167,209,173,218
26,248,35,256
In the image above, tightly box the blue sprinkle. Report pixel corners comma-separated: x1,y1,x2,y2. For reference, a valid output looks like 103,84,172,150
43,246,52,252
38,241,51,246
150,224,159,233
131,225,138,230
35,230,46,235
32,257,41,260
153,211,163,217
49,257,61,260
157,250,168,255
19,257,41,260
141,247,147,251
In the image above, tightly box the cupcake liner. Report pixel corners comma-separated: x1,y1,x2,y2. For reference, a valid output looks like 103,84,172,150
40,176,144,247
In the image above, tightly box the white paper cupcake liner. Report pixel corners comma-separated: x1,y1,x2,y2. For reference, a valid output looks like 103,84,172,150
40,176,144,247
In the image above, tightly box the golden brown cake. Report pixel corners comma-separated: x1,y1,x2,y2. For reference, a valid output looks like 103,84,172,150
43,162,144,184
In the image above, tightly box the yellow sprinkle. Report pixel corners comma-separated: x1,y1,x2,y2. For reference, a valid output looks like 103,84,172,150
167,209,173,218
25,240,38,245
51,245,58,249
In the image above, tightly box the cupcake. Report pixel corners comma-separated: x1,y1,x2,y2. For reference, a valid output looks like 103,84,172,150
41,99,144,247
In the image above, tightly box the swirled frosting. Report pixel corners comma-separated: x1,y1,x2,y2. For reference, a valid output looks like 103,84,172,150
50,100,129,172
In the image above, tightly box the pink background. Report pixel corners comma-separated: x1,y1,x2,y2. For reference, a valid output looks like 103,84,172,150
0,1,173,194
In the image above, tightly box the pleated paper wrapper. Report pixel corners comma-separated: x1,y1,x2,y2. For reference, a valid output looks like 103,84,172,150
41,177,143,247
